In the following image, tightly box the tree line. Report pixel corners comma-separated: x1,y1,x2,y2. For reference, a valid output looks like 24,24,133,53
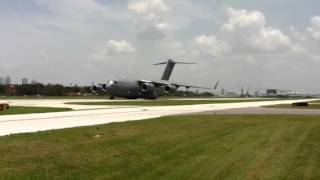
0,84,213,97
0,84,92,96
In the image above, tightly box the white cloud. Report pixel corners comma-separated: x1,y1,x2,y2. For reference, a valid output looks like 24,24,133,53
0,60,14,70
106,40,136,55
156,22,172,31
136,21,173,41
31,0,130,36
128,0,169,14
312,31,320,40
89,40,136,61
33,0,107,19
221,8,291,52
194,35,229,57
252,28,291,51
308,16,320,40
128,0,174,41
311,16,320,29
222,8,266,32
290,26,307,41
39,51,49,60
193,8,293,59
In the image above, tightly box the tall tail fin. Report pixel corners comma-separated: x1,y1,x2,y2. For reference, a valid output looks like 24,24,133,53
214,81,219,90
154,59,196,81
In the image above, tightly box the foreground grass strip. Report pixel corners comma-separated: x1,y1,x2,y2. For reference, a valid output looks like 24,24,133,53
67,99,280,106
0,96,108,100
0,106,72,115
1,115,320,179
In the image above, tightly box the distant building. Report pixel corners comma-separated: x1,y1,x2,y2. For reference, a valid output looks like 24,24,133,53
220,88,225,96
0,77,5,85
5,76,11,85
31,80,37,84
22,78,29,85
266,89,300,96
7,85,16,95
266,89,277,95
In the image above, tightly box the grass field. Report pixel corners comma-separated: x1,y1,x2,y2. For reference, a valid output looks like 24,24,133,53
266,103,320,109
308,100,320,103
0,96,106,100
0,106,72,115
67,99,280,106
1,115,320,179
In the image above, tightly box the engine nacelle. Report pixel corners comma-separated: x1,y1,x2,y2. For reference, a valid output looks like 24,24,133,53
164,85,178,93
91,84,108,93
140,83,155,92
101,84,107,91
91,85,98,93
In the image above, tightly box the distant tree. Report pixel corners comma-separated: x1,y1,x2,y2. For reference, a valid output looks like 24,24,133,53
0,85,6,95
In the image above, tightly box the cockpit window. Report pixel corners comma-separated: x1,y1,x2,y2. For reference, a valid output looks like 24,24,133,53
108,80,118,86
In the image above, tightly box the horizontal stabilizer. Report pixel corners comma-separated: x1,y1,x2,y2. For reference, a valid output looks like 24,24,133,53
174,62,196,64
154,60,196,66
154,62,167,65
155,59,197,81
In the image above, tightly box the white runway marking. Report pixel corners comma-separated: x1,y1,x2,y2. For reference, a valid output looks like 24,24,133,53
0,99,317,136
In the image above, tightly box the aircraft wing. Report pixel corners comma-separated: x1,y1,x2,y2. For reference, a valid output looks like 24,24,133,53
138,80,212,90
170,83,212,90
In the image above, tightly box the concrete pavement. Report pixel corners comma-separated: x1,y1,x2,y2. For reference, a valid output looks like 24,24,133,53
0,98,317,136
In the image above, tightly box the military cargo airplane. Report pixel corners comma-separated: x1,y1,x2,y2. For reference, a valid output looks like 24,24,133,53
92,59,217,99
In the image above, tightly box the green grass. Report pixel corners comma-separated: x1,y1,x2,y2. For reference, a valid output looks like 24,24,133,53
0,106,72,115
308,100,320,103
67,99,280,106
1,115,320,179
0,96,107,100
266,103,320,109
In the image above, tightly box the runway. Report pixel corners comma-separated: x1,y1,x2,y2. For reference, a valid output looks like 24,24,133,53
0,99,317,136
1,99,119,110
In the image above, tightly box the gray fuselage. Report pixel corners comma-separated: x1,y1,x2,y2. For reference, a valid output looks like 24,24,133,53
107,80,165,99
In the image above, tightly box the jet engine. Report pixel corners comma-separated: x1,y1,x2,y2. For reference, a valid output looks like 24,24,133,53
91,83,109,93
91,85,98,93
101,84,107,91
164,85,178,93
140,83,155,92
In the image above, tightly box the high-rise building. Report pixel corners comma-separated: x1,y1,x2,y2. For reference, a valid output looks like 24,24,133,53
0,77,5,85
5,76,11,85
22,78,29,85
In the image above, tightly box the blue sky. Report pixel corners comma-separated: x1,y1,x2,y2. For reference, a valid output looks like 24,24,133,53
0,0,319,93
